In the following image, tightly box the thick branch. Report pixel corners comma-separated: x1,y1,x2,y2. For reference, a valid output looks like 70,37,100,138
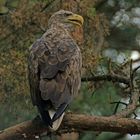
0,113,140,140
81,74,130,85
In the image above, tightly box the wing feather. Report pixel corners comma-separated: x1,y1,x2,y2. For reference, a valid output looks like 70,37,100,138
28,27,82,127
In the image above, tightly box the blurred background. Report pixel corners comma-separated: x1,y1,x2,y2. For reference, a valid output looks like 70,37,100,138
0,0,140,140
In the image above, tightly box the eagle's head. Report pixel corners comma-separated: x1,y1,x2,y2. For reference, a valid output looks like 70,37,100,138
48,10,84,45
48,10,84,28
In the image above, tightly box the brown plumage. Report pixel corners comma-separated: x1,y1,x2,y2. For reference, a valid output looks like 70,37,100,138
28,10,83,130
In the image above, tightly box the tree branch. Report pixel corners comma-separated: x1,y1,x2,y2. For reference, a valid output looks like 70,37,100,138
111,65,140,118
0,113,140,140
81,74,130,85
111,88,140,118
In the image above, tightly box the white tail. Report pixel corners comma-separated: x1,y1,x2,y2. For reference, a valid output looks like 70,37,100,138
48,110,65,131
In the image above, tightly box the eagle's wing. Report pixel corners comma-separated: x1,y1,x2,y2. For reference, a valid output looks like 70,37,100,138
28,28,81,127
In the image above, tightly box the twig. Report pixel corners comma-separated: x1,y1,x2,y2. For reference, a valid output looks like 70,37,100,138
110,101,128,106
110,101,127,114
130,59,133,90
131,65,140,79
133,112,137,119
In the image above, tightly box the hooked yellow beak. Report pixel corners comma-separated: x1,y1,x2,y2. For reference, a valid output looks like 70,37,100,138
66,14,84,27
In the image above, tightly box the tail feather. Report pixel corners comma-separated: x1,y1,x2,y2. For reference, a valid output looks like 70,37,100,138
38,103,67,131
48,110,65,131
52,103,67,122
37,105,53,127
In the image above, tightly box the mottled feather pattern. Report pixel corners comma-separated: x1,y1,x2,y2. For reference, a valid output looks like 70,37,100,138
29,26,81,108
28,10,83,129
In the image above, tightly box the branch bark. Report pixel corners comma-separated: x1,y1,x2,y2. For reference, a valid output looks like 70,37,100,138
0,113,140,140
81,74,130,85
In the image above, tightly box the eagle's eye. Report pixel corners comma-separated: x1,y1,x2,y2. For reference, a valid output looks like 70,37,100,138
64,13,72,17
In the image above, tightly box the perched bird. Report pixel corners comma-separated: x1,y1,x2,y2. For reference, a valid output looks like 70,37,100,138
28,10,84,131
